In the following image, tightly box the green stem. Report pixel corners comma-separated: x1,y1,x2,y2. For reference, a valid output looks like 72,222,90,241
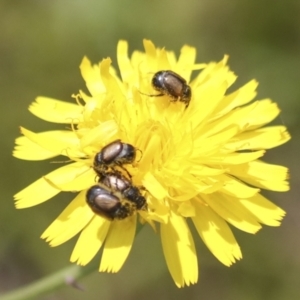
1,224,144,300
0,262,97,300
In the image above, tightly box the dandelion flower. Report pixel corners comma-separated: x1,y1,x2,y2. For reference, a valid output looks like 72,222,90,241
13,40,290,287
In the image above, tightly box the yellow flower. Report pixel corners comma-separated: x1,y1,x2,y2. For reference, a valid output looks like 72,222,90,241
13,40,290,287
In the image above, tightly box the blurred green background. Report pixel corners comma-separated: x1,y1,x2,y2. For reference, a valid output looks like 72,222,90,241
1,0,299,299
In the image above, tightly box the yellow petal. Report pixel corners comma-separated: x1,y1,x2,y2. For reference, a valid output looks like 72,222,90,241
212,80,258,119
160,210,198,287
190,165,226,177
15,177,61,209
79,120,118,149
192,202,242,266
202,193,262,233
71,216,110,265
223,150,266,164
240,194,286,226
80,56,106,96
200,96,258,138
143,172,168,201
219,174,260,198
193,177,224,195
117,40,134,84
79,90,97,116
192,56,236,98
100,216,137,273
240,99,280,130
190,81,228,125
177,201,196,217
176,45,196,81
229,160,290,192
156,47,172,70
20,127,83,158
227,126,291,150
143,39,159,70
29,97,83,124
45,167,95,192
44,162,91,191
192,126,239,159
145,196,169,224
41,191,93,246
100,58,126,100
13,136,57,160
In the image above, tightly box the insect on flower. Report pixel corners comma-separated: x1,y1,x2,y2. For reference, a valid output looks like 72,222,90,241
142,70,192,107
86,171,147,220
100,171,147,210
93,139,137,177
86,184,133,220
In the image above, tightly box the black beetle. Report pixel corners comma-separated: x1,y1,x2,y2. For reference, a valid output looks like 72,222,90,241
93,139,136,177
86,185,132,220
143,70,191,107
86,171,147,220
100,172,147,210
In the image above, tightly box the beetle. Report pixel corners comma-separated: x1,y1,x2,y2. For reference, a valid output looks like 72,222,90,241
100,171,147,210
142,70,192,107
86,171,147,220
93,139,136,177
86,184,133,220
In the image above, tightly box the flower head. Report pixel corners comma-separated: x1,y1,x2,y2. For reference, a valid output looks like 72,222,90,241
13,40,290,287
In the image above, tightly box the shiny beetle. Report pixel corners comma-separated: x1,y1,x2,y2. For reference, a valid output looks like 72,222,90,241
86,185,132,220
93,139,136,176
100,172,147,210
86,172,147,220
144,70,191,107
